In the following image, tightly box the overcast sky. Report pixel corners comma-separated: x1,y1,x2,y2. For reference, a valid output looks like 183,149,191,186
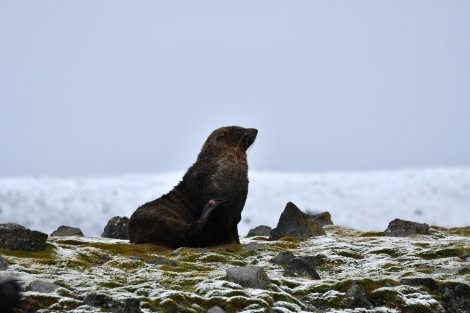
1,1,469,177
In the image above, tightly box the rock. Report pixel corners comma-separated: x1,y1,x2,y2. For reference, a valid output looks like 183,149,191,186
226,266,271,289
50,225,84,237
269,202,333,241
145,257,178,267
400,277,437,290
113,298,142,313
0,278,21,313
384,218,430,237
102,216,129,240
0,255,8,270
284,257,321,279
437,283,470,313
84,293,115,308
30,280,61,293
207,305,225,313
0,223,48,252
347,281,374,309
272,251,295,265
247,225,272,237
83,293,142,312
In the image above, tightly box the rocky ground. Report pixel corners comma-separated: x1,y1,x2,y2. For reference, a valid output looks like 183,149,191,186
1,223,469,312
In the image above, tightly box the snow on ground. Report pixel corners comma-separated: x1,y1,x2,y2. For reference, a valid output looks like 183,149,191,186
0,167,469,237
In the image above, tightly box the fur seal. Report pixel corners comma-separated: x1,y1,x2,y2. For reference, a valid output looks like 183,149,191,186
128,126,258,248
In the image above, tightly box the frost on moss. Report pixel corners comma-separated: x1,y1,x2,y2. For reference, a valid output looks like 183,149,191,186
2,226,469,313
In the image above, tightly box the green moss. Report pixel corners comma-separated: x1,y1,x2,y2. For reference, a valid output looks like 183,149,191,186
359,231,385,237
369,248,400,257
417,247,470,259
0,243,56,259
98,281,123,289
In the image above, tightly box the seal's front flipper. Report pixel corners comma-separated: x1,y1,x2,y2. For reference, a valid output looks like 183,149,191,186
188,199,226,236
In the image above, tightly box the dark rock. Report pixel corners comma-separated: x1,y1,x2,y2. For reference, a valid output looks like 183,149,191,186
0,255,8,270
84,293,115,308
384,218,430,237
145,257,177,267
207,305,225,313
269,202,333,241
102,216,129,240
30,280,61,293
50,225,84,237
226,266,271,289
247,225,272,237
400,277,437,290
272,251,295,265
437,283,470,313
113,298,142,313
0,278,21,313
0,223,48,252
347,281,374,309
298,255,326,267
284,257,321,279
83,293,142,312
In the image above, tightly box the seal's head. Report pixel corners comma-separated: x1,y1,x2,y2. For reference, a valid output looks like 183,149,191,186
206,126,258,152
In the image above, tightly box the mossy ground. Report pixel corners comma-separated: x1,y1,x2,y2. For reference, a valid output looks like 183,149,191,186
1,225,468,312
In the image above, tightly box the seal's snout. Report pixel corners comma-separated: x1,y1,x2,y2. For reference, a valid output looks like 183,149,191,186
244,128,257,150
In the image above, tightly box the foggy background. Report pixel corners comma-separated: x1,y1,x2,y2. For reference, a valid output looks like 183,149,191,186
1,1,469,177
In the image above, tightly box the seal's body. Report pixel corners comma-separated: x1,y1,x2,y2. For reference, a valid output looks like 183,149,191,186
128,126,257,248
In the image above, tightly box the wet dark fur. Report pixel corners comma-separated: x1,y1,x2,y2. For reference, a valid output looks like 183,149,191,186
128,126,257,248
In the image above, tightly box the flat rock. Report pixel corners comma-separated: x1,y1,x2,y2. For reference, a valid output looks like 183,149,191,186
102,216,129,240
269,202,333,240
284,257,321,279
226,266,271,289
246,225,272,237
50,226,84,237
30,280,61,293
0,223,48,252
400,277,437,290
384,218,430,237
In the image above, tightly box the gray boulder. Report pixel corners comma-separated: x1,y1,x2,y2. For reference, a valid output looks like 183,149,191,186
102,216,129,240
50,226,84,237
247,225,272,237
269,202,333,240
384,218,430,237
0,223,48,252
226,266,271,289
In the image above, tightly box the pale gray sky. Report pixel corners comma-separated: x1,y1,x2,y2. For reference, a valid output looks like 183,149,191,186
1,1,469,176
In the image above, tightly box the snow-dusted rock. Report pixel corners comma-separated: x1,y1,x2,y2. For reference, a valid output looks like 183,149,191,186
0,223,48,252
50,225,84,237
101,216,129,240
226,266,271,289
384,218,430,237
269,202,333,240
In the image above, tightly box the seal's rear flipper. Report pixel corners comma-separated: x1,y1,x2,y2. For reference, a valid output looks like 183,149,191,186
188,199,227,236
